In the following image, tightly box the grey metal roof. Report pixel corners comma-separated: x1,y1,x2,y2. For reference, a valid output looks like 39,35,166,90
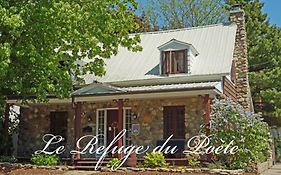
122,81,221,92
72,81,221,97
82,23,237,84
72,83,125,96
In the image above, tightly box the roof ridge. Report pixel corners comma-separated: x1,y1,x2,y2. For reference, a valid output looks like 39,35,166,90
132,23,229,35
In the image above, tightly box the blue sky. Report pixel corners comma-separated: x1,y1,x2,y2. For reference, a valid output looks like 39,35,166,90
137,0,281,27
261,0,281,26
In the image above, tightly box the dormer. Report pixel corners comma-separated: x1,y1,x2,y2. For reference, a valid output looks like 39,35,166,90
158,39,199,75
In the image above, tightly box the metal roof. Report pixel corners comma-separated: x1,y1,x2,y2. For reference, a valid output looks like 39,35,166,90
122,81,221,92
72,83,125,96
72,81,221,97
82,23,237,85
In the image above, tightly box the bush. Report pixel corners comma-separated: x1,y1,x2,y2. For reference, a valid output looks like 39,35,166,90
107,158,121,169
188,158,200,167
207,98,271,169
143,152,168,168
0,155,17,163
31,154,59,166
207,162,226,169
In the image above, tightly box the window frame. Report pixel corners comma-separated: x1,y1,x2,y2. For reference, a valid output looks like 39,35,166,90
161,49,187,75
163,106,185,139
50,111,68,142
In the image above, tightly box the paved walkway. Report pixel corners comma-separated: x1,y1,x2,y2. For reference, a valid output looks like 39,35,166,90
261,164,281,175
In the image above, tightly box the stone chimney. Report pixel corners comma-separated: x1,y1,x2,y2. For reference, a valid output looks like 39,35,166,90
229,5,252,111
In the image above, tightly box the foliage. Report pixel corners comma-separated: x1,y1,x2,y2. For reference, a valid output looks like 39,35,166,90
0,0,142,155
0,155,17,163
140,0,228,29
106,158,122,169
207,162,226,169
0,0,142,103
143,152,168,168
275,138,281,162
227,0,281,118
0,122,12,155
185,146,202,167
31,154,59,166
187,158,200,168
209,98,271,169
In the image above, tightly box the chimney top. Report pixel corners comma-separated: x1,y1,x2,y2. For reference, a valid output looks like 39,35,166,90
230,4,243,13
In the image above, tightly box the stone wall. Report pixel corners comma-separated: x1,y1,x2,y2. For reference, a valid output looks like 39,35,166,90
126,97,205,149
18,103,75,158
229,6,251,111
18,96,205,158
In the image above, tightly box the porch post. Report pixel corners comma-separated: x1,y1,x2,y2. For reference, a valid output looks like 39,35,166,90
117,99,124,159
74,102,82,160
204,95,211,136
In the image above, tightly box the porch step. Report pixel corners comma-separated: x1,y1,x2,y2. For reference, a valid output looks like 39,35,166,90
74,159,110,170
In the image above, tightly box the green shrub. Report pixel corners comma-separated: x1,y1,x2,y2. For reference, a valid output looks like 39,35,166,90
207,99,271,169
106,158,121,169
207,162,226,169
143,152,168,168
188,158,200,167
0,155,17,163
31,154,59,166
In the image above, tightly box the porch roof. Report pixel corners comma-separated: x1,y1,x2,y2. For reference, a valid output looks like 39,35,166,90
72,83,126,96
72,81,221,97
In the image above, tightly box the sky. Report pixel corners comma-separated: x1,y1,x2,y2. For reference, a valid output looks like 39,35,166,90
261,0,281,26
137,0,281,27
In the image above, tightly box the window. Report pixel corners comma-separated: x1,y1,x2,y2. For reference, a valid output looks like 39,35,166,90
163,106,185,139
97,110,106,147
162,50,187,74
50,112,68,142
124,109,132,147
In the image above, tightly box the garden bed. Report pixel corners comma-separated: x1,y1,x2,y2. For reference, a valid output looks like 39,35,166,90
0,162,246,175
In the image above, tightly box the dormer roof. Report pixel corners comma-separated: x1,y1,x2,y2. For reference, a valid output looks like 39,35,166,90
157,39,199,56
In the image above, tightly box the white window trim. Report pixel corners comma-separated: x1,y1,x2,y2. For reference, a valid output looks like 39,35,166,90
95,107,132,157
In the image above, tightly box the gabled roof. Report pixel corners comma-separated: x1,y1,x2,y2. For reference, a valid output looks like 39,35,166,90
81,23,237,85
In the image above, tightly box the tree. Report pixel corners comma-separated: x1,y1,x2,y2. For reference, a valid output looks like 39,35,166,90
0,0,142,104
0,0,142,154
227,0,281,118
140,0,228,29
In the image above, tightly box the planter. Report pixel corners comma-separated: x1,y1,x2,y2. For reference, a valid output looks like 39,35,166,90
125,153,137,167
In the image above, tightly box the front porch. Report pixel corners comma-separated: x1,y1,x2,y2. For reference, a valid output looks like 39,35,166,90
16,94,211,161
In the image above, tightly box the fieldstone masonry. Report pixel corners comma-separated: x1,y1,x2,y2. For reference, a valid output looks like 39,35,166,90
229,6,251,111
17,96,205,158
18,104,75,158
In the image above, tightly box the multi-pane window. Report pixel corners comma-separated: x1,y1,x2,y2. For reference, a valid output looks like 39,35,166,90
97,110,106,147
162,50,187,74
163,106,185,139
124,109,132,147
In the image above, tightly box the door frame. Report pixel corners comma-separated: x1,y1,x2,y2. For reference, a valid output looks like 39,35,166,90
96,107,131,148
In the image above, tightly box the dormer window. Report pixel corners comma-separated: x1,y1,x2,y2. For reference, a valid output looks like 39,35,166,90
162,50,186,74
158,39,199,75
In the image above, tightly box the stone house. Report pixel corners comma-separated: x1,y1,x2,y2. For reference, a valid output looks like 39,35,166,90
8,6,253,161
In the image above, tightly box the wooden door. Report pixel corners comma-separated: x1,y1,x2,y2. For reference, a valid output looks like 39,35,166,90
106,110,119,156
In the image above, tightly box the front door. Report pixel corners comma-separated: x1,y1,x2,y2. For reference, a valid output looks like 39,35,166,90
106,110,119,157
